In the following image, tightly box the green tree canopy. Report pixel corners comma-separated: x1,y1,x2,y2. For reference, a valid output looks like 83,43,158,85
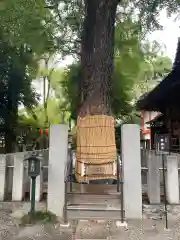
0,0,57,152
59,21,172,121
0,36,40,152
134,41,172,98
0,0,56,54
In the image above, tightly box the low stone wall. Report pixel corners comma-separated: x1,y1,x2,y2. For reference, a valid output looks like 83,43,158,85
0,149,48,201
141,149,180,204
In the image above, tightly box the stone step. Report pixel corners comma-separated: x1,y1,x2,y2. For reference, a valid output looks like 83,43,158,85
67,204,122,210
66,204,124,221
67,193,121,205
66,183,120,195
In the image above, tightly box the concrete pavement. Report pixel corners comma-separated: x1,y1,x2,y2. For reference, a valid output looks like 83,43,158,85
0,202,180,239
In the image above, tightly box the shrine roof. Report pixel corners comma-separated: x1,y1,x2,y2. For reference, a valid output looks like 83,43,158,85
136,38,180,112
146,113,164,124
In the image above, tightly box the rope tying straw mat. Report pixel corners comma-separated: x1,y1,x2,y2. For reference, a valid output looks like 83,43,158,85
75,115,117,182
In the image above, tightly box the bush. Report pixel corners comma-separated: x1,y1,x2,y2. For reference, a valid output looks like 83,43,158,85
20,211,57,225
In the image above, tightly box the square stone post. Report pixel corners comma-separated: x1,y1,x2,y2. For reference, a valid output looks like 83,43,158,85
47,124,68,218
12,152,25,201
166,154,179,204
121,124,142,219
147,151,161,204
0,155,6,201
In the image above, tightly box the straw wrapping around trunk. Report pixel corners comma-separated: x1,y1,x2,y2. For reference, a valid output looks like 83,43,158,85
75,115,117,182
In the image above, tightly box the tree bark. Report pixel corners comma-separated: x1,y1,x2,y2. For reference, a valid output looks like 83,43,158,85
79,0,119,117
5,97,18,153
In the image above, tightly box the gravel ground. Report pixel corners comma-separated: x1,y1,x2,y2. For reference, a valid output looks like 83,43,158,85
0,202,180,239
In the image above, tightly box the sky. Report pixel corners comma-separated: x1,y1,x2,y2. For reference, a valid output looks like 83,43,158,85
148,10,180,61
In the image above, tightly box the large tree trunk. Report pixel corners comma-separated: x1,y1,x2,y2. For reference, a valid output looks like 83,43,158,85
76,0,119,182
79,0,119,116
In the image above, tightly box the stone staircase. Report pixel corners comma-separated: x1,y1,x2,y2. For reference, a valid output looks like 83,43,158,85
65,183,124,221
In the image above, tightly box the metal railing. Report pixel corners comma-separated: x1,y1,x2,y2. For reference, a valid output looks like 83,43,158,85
141,167,180,171
64,148,73,223
117,155,124,222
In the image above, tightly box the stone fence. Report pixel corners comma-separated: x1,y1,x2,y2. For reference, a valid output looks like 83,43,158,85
141,149,180,204
0,149,49,201
0,146,180,205
0,147,179,206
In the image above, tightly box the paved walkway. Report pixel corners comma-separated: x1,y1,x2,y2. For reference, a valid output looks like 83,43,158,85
7,219,180,240
0,202,180,239
74,218,180,239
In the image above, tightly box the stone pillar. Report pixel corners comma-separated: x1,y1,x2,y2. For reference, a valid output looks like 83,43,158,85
12,152,25,201
47,124,68,218
121,124,142,219
147,151,161,204
0,155,6,201
166,155,179,204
